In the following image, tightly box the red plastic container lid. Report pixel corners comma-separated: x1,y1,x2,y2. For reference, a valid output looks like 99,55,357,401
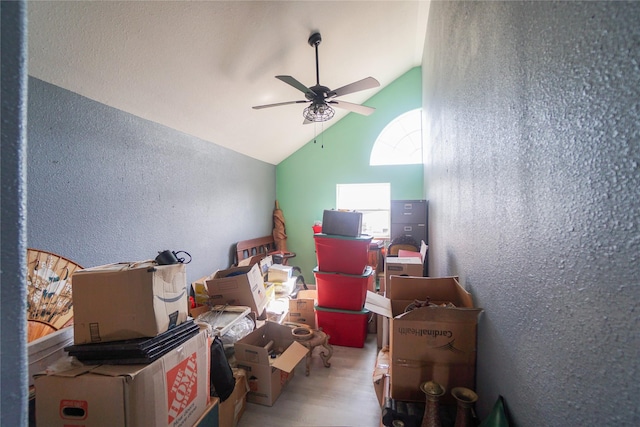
313,265,373,278
313,233,373,242
314,304,370,315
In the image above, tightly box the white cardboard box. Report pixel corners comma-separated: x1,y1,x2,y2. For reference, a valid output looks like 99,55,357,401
35,330,209,427
267,264,293,282
383,256,423,293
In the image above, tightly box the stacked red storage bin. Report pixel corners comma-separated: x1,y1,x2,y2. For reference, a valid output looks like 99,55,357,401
314,233,372,275
313,233,373,348
314,266,373,311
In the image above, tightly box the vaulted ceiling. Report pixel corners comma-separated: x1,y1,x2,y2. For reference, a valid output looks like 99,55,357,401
27,1,429,165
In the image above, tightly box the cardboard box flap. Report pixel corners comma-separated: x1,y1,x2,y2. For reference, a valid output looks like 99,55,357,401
206,264,265,296
234,321,299,366
212,265,253,281
271,341,308,373
365,291,392,318
296,290,317,300
76,260,156,273
388,276,474,308
90,363,149,378
34,363,98,379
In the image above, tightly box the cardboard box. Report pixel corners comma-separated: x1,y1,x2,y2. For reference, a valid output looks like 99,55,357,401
72,262,188,344
194,398,219,427
219,369,249,427
288,290,317,329
378,374,391,427
365,276,482,403
35,330,209,427
373,346,390,406
234,322,308,406
267,264,293,282
322,209,363,237
383,256,423,293
206,264,269,316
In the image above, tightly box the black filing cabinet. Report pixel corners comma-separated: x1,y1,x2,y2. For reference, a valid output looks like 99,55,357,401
390,200,428,245
390,199,428,276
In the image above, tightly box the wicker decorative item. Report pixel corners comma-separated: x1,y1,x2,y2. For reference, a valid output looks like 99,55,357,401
27,248,83,342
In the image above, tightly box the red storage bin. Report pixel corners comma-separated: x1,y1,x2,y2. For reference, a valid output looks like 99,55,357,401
314,266,374,311
315,305,370,348
314,233,373,275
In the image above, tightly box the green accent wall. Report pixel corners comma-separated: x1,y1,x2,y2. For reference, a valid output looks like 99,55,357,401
276,67,423,281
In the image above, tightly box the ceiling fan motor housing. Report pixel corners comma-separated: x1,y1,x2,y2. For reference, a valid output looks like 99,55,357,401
306,85,331,102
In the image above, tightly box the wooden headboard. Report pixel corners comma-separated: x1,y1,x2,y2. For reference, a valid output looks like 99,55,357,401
235,235,277,265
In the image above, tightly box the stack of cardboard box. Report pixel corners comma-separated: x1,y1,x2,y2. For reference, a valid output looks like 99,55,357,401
197,261,307,408
34,261,210,427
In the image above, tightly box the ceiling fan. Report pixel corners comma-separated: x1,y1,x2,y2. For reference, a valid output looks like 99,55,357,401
252,32,380,124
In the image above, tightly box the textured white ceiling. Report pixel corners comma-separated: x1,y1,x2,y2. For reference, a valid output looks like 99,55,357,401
27,1,429,165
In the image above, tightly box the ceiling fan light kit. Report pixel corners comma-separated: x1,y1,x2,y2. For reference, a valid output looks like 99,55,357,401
253,31,380,124
303,103,335,122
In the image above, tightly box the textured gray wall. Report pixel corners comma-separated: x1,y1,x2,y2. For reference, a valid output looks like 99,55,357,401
424,1,640,426
27,77,276,284
1,1,29,425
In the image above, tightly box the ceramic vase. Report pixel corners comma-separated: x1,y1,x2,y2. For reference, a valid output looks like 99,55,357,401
420,380,445,427
451,387,478,427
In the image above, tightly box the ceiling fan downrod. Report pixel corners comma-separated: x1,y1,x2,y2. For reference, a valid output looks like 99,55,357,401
308,32,322,86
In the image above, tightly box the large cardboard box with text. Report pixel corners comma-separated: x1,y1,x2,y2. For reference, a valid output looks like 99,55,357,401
206,264,269,317
234,322,308,406
72,262,189,344
35,330,209,427
366,276,482,403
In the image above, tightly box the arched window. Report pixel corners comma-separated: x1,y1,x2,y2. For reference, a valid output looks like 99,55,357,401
370,108,422,165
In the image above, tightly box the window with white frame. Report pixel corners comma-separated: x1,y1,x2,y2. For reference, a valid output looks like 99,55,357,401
336,183,390,238
369,108,422,165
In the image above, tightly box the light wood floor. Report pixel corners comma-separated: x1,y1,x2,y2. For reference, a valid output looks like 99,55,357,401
237,333,382,427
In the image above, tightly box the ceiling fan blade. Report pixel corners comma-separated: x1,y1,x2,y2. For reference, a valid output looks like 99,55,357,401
276,75,317,96
252,100,308,110
328,77,380,98
329,100,376,116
